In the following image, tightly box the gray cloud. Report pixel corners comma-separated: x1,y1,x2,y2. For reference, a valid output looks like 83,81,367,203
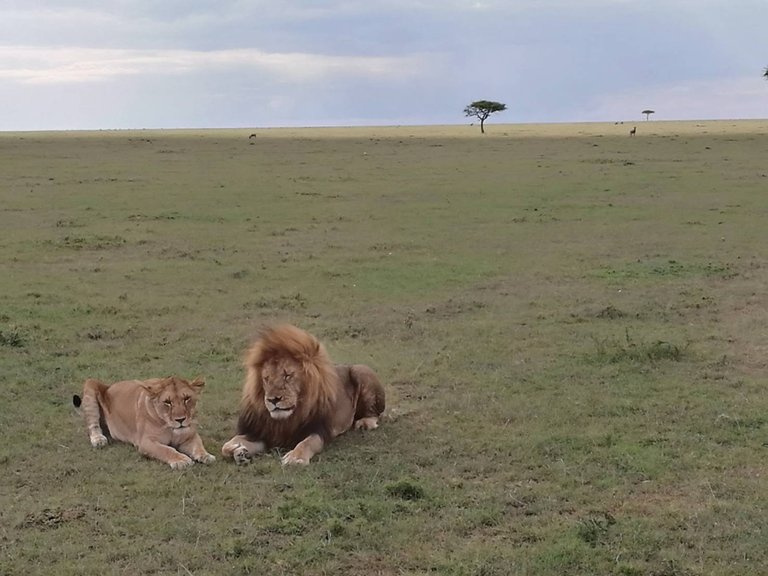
0,0,766,129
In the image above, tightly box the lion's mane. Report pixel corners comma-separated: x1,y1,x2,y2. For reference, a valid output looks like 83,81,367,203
237,324,340,447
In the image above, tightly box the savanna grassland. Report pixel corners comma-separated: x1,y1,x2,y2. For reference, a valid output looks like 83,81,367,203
1,120,767,575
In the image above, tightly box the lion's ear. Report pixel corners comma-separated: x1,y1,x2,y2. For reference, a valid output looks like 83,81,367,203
190,376,205,390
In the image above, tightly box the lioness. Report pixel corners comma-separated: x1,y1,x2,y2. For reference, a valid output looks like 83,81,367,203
73,376,215,469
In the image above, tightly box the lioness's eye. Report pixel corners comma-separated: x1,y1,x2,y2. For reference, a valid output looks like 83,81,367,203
183,396,190,404
163,399,172,406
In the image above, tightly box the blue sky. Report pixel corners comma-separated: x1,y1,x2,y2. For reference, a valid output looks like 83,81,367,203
1,0,766,130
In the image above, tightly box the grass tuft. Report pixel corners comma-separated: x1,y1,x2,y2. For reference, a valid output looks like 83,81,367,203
591,329,686,364
576,512,616,547
52,234,127,250
385,479,426,500
596,305,625,319
0,327,26,348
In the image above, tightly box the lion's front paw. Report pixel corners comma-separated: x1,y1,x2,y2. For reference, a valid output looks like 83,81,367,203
281,449,309,466
90,433,108,448
169,455,194,470
233,446,252,465
196,452,216,464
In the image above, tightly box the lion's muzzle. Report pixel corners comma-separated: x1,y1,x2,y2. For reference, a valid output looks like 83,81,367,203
266,396,295,419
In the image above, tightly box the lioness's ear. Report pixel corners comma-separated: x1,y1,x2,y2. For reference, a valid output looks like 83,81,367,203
190,376,205,390
141,378,168,397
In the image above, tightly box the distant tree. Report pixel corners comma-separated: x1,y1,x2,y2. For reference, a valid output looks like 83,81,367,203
464,100,506,134
764,66,768,80
642,109,655,120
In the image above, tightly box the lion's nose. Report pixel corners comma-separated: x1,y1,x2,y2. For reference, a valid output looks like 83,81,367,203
267,396,282,405
175,417,186,424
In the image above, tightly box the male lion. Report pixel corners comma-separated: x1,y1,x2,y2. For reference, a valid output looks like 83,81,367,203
73,376,216,469
222,324,385,465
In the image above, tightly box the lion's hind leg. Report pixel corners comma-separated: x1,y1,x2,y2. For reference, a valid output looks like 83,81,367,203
222,435,266,465
350,364,386,431
78,378,110,448
354,417,380,431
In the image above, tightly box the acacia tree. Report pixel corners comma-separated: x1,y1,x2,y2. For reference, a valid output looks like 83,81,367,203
642,109,655,120
764,66,768,79
464,100,506,133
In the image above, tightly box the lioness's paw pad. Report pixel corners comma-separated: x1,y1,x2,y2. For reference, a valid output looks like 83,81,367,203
169,456,193,470
197,453,216,464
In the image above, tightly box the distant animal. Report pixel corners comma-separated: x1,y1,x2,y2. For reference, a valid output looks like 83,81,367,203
629,126,637,136
73,376,215,469
221,324,386,465
248,133,257,139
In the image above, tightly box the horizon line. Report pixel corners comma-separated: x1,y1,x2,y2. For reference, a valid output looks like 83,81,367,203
2,117,768,135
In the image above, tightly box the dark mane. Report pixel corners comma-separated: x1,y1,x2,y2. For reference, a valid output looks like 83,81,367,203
238,324,339,449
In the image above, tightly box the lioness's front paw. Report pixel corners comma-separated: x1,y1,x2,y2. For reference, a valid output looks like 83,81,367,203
90,433,108,448
233,446,252,465
169,455,193,470
196,452,216,464
281,449,309,466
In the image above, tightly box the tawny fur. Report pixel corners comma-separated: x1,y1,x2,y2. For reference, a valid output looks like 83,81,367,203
222,324,385,465
74,376,215,469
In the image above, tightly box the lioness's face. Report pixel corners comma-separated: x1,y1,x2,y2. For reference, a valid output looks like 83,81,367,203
151,378,202,429
261,357,302,420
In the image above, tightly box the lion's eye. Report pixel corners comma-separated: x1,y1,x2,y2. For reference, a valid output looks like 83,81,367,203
183,396,190,404
163,399,172,406
284,373,293,382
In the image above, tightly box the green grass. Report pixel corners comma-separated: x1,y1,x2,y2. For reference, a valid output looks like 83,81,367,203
2,120,768,575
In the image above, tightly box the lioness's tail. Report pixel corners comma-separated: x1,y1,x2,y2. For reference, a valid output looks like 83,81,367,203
78,378,110,448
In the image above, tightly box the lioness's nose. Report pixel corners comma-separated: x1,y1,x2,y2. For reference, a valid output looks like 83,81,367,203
175,417,186,424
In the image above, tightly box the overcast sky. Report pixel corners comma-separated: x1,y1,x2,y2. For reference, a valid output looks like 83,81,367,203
1,0,766,130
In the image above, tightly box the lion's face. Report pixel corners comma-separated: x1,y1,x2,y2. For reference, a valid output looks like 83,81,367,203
260,357,303,420
146,377,203,429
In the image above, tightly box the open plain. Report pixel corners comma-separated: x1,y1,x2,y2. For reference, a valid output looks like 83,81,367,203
1,120,768,575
